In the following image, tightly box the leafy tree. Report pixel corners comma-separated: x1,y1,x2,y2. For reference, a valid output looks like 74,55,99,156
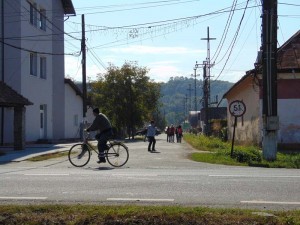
90,62,161,139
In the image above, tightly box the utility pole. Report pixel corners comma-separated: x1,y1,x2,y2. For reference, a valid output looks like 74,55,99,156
203,63,209,135
0,0,4,145
192,68,199,112
201,27,216,109
196,27,216,136
262,0,278,160
187,84,193,113
81,14,87,118
185,94,188,121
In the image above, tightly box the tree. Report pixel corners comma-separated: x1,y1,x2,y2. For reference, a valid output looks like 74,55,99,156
90,62,161,139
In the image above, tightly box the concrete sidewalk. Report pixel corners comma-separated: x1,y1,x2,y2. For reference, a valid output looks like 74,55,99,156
0,142,77,163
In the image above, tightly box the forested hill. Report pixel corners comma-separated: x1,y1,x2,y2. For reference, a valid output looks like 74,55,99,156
160,76,233,125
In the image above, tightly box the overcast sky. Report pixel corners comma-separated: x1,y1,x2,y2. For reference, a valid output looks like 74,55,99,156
64,0,300,83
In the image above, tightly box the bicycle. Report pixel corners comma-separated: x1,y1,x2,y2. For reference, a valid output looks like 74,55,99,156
68,132,129,167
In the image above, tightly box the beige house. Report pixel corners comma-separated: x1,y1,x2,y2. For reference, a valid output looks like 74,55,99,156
223,30,300,147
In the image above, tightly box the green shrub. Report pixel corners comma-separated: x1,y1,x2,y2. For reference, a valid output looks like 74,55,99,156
184,133,300,168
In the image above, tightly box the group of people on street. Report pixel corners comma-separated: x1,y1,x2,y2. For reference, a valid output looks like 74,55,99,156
166,125,183,143
86,107,183,163
87,108,159,161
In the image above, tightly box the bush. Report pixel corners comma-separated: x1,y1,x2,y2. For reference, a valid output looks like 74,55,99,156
184,133,300,168
230,147,262,163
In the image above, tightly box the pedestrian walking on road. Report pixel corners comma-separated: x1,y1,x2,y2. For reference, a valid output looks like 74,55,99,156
169,125,175,142
177,125,183,143
147,120,156,152
166,126,170,142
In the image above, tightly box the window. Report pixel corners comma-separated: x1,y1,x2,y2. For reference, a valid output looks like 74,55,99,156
40,57,46,79
30,52,37,76
39,8,46,31
29,2,37,27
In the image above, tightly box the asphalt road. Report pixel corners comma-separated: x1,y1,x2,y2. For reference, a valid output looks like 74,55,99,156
0,134,299,210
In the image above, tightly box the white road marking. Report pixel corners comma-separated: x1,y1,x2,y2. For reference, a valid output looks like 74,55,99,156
241,200,300,205
112,174,158,177
24,174,69,176
209,175,300,178
0,197,47,200
107,198,174,202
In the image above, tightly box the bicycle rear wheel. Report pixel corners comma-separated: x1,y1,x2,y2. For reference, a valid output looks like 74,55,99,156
106,143,129,167
68,144,91,167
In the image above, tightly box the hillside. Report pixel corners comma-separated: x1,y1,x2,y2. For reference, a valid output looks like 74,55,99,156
160,76,233,125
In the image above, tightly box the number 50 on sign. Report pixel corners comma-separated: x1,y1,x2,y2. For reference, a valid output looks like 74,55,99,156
229,100,246,117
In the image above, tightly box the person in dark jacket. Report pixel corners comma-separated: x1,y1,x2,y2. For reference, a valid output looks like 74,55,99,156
86,108,113,163
146,120,156,152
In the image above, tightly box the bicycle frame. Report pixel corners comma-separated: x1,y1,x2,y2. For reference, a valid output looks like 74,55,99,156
83,132,122,156
83,133,99,154
69,131,129,167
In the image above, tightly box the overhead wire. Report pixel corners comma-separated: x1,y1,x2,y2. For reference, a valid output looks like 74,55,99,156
212,0,251,82
211,0,238,62
72,0,201,16
2,0,80,56
86,42,107,71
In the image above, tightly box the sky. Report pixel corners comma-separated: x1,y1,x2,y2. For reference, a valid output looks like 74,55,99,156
63,0,300,83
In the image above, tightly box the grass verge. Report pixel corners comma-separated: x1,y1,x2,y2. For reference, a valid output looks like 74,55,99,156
184,134,300,168
27,151,69,161
0,205,299,225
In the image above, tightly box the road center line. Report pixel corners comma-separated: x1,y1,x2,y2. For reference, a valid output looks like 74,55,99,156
0,197,47,200
24,174,69,176
241,200,300,205
107,198,174,202
112,174,158,177
209,175,300,178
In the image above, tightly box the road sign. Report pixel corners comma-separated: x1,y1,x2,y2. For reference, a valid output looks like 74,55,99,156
229,100,246,117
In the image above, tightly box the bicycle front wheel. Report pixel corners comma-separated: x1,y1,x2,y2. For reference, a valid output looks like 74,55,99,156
68,144,91,167
106,143,129,167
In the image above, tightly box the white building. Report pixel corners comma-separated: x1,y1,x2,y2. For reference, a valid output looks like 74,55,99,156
0,0,80,145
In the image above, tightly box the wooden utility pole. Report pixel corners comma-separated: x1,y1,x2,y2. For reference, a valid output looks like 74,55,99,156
81,14,87,118
262,0,278,160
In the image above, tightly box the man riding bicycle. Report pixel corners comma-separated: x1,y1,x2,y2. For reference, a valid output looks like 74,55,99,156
85,108,113,163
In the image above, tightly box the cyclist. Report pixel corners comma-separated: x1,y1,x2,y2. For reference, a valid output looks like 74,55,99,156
86,108,113,163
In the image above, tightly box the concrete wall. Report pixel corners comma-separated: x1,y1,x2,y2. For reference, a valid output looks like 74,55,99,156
278,99,300,143
2,0,22,143
226,76,261,145
2,0,67,143
226,74,300,145
64,84,82,139
52,0,65,140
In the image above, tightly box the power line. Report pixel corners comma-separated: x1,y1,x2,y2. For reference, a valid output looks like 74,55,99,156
66,3,259,30
86,42,107,71
211,0,238,62
212,0,251,82
72,0,201,15
0,38,80,56
17,0,80,41
2,0,81,55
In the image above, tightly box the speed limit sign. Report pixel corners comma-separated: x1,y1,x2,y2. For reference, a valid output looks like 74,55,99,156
229,100,246,117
